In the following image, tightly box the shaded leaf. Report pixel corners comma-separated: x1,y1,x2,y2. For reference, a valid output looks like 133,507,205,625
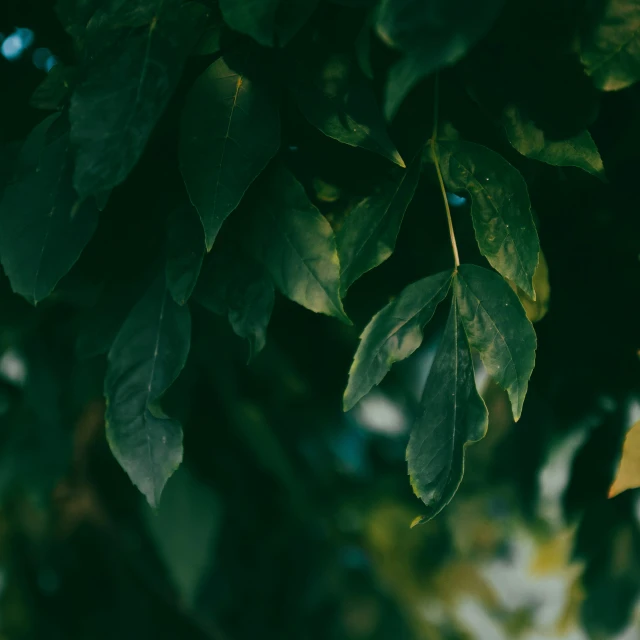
289,51,404,167
194,246,274,359
337,153,421,291
454,264,536,421
355,19,374,79
180,54,280,251
438,139,539,298
249,165,349,323
581,0,640,91
29,64,77,111
0,123,98,305
376,0,504,119
508,250,550,323
609,421,640,498
407,297,488,522
343,269,452,411
165,204,205,305
503,104,605,180
219,0,318,47
144,465,221,608
105,276,191,507
70,0,207,197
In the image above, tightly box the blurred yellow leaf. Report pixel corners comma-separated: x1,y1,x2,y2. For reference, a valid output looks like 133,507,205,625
509,250,550,323
609,420,640,498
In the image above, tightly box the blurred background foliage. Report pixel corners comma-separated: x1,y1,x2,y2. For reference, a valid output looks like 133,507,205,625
0,0,640,638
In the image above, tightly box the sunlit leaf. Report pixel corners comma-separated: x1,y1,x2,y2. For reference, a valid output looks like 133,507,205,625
289,51,404,167
179,54,280,251
503,104,605,180
219,0,318,47
194,246,274,359
609,421,640,498
508,250,550,324
0,121,98,305
337,153,421,291
70,0,207,197
165,204,205,306
376,0,504,119
105,276,191,507
407,297,488,522
438,139,539,298
343,269,452,411
249,165,350,323
454,264,536,421
581,0,640,91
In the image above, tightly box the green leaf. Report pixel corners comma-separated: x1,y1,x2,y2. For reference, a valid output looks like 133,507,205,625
355,19,374,80
249,165,350,323
503,104,605,180
343,269,453,411
0,123,98,305
194,246,274,359
179,54,280,251
289,51,404,167
144,465,221,609
105,276,191,507
454,264,536,421
376,0,504,119
337,153,421,291
407,296,488,522
29,63,77,111
219,0,318,47
438,140,539,298
70,0,207,197
581,0,640,91
165,204,205,305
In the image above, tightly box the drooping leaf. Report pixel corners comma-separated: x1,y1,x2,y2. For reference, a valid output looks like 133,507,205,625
249,165,350,323
355,19,374,80
194,246,274,359
219,0,318,47
508,250,550,324
503,104,605,180
581,0,640,91
454,264,536,421
376,0,504,119
0,121,98,305
337,153,421,291
70,0,207,197
438,139,539,298
609,421,640,498
165,204,205,305
343,269,453,411
407,297,488,522
105,276,191,507
179,54,280,251
288,50,404,167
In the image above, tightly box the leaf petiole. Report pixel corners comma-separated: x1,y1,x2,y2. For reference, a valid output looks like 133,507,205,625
430,74,460,269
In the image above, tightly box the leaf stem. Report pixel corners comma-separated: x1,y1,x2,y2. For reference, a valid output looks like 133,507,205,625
430,74,460,269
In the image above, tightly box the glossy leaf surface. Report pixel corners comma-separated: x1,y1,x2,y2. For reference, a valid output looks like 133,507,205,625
249,165,349,323
180,55,280,251
454,264,536,421
438,139,539,298
0,121,98,305
70,0,206,197
503,104,605,180
343,269,452,411
105,277,191,507
407,297,488,521
337,153,421,291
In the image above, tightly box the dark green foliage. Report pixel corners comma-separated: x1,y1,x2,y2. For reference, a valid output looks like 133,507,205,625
1,0,640,635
